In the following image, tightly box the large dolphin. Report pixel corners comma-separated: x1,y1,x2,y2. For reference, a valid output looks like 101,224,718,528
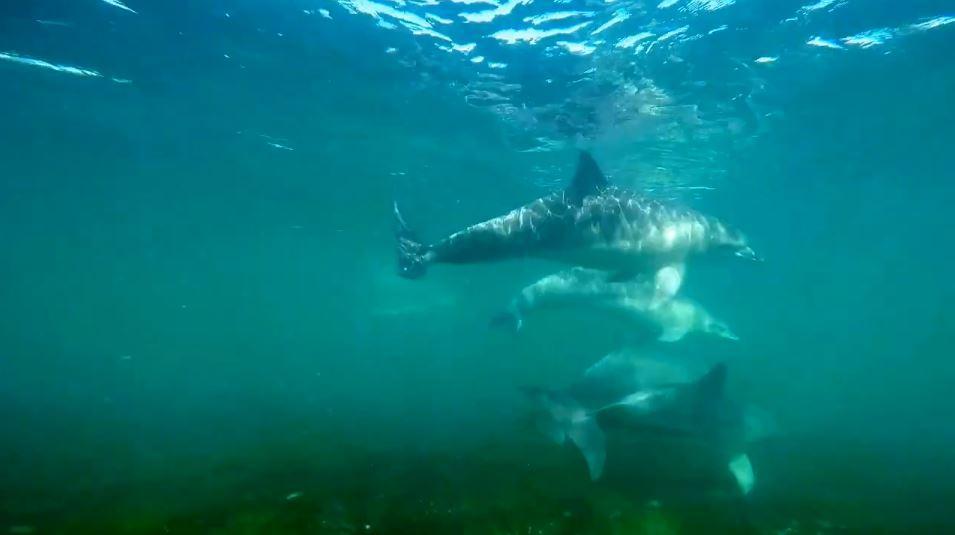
395,151,758,283
493,266,738,343
524,350,772,495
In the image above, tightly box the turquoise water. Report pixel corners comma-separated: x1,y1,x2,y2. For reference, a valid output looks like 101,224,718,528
1,0,954,533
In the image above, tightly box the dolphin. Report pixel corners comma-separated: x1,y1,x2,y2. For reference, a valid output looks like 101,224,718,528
492,266,738,343
523,350,771,495
395,151,757,282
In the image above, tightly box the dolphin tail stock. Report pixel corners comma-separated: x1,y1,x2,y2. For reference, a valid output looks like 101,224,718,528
393,202,429,279
520,387,607,480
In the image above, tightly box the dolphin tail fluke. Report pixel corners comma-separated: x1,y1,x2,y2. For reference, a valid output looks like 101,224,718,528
728,453,755,495
394,202,428,279
568,416,607,480
522,388,607,480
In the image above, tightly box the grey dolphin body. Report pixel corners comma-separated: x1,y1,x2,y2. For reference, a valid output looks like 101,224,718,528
395,152,757,279
493,266,738,342
524,350,771,494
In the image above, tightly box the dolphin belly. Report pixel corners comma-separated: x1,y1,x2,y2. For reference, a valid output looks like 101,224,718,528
537,246,680,275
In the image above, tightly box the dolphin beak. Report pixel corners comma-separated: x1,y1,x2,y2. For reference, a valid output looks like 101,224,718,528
715,323,740,341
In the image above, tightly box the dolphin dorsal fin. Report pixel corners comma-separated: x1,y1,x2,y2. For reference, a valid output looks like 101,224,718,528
567,151,609,204
691,363,727,426
696,363,727,401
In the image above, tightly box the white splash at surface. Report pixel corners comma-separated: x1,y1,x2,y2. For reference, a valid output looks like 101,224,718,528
909,15,955,32
490,21,593,44
338,0,434,32
708,24,728,34
400,21,453,41
616,32,654,48
452,42,477,54
799,0,843,13
101,0,137,14
425,13,453,24
683,0,735,12
459,0,530,24
591,8,629,35
841,28,893,48
657,0,680,8
523,11,594,26
0,52,102,78
806,36,845,49
487,61,507,68
754,56,777,63
657,25,689,42
555,41,596,55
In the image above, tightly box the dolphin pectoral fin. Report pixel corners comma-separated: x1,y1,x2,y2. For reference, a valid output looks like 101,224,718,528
651,264,684,308
567,151,609,204
568,417,607,480
728,453,755,495
658,325,689,342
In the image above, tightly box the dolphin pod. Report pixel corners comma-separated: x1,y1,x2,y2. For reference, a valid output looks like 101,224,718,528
394,151,769,496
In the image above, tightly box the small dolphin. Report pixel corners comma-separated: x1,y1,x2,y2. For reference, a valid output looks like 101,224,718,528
395,151,757,279
524,350,771,495
493,267,738,343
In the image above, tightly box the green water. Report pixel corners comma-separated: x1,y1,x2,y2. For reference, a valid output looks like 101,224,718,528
2,1,955,533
